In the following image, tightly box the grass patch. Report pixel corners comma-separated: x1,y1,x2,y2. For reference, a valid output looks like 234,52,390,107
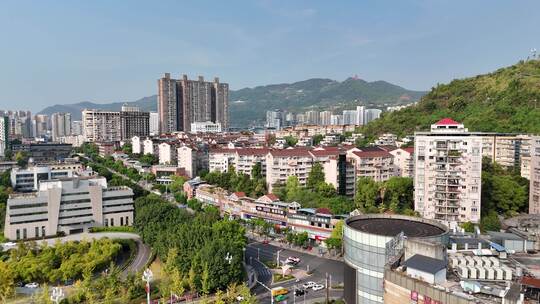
90,226,135,233
272,273,294,283
263,260,277,269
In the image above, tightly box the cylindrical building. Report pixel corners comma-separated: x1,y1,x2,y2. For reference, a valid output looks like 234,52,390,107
343,214,449,304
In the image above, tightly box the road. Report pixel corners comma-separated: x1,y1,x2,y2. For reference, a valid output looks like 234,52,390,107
246,240,344,303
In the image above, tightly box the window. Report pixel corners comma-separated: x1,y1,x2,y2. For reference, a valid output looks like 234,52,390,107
111,218,115,227
16,229,20,240
23,228,27,239
35,227,39,238
42,226,45,237
125,216,129,226
104,218,109,227
120,217,124,226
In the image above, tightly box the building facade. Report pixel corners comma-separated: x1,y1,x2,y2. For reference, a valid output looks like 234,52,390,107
414,119,482,227
529,136,540,214
82,109,121,142
51,112,72,141
157,73,229,134
4,176,134,240
120,104,150,140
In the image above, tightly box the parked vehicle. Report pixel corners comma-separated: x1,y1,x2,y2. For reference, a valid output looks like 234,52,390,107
294,288,307,296
25,282,39,288
275,294,288,302
271,286,289,297
286,256,301,265
302,281,316,289
312,284,325,291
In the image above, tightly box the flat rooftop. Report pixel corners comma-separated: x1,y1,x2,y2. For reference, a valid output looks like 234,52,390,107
347,216,446,237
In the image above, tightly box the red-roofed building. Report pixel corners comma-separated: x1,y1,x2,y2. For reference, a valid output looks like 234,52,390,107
347,148,395,182
431,118,467,133
266,148,314,192
389,147,415,178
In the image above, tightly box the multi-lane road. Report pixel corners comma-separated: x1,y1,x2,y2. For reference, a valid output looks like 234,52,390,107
246,240,344,303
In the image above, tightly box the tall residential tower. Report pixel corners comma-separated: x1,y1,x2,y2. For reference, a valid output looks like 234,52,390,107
157,74,229,134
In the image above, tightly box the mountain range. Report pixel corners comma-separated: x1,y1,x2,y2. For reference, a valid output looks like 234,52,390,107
38,78,427,127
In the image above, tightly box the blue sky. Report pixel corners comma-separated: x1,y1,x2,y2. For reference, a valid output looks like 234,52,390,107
0,0,539,112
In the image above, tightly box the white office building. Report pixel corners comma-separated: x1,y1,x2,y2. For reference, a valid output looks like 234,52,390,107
4,176,134,240
414,118,482,227
149,112,159,136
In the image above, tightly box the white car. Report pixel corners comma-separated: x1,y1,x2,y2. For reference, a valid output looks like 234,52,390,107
302,281,316,289
25,282,39,288
286,256,301,264
312,284,325,291
2,242,16,248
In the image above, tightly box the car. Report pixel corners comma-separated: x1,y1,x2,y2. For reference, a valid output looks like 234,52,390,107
286,256,301,264
312,284,325,291
274,294,288,302
25,282,39,288
2,242,16,248
294,289,306,296
302,281,316,289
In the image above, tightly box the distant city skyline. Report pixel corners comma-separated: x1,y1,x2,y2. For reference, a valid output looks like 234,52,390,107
0,0,539,112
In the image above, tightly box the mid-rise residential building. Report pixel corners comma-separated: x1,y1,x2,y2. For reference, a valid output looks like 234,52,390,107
347,148,395,182
120,104,150,140
131,136,142,154
529,136,540,214
4,176,134,240
158,142,178,165
389,147,415,178
51,112,72,141
157,73,229,134
82,109,121,142
1,110,32,139
190,121,222,133
374,133,398,146
414,119,482,227
235,148,269,177
177,145,200,178
209,148,237,173
266,149,314,192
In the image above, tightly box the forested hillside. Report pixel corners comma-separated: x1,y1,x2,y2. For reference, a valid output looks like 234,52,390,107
361,60,540,139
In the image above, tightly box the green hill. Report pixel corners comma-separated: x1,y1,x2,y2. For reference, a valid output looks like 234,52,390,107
361,60,540,139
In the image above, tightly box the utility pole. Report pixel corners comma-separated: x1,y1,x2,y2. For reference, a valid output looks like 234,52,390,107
277,249,284,267
325,272,330,304
256,280,274,304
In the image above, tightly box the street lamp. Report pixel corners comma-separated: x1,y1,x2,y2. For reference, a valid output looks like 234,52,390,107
142,268,153,304
50,287,64,304
276,249,284,267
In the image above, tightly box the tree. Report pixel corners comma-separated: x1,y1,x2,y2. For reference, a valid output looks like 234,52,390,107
15,151,27,167
251,162,263,179
201,263,210,295
285,176,301,202
481,211,501,232
283,136,298,147
122,143,132,154
312,134,324,146
461,221,475,233
354,177,380,212
325,220,343,251
170,269,185,299
0,260,15,303
307,163,325,190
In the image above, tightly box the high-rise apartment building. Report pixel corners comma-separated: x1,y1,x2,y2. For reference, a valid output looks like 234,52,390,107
414,118,482,227
319,111,332,126
82,109,121,142
305,110,319,125
330,114,343,125
529,136,540,214
365,109,382,124
266,110,283,130
71,120,83,136
149,112,159,135
0,110,32,139
356,106,365,126
51,112,72,141
120,104,149,140
342,110,357,125
157,73,229,134
34,114,49,137
0,116,8,157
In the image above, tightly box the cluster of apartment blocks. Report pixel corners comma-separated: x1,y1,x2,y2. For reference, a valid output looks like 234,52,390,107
187,182,345,241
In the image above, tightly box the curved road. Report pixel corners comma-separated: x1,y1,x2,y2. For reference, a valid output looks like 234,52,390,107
30,232,151,277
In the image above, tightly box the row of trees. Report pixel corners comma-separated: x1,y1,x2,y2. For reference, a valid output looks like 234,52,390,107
0,170,12,241
134,194,247,296
272,163,355,214
202,164,267,197
3,239,122,286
